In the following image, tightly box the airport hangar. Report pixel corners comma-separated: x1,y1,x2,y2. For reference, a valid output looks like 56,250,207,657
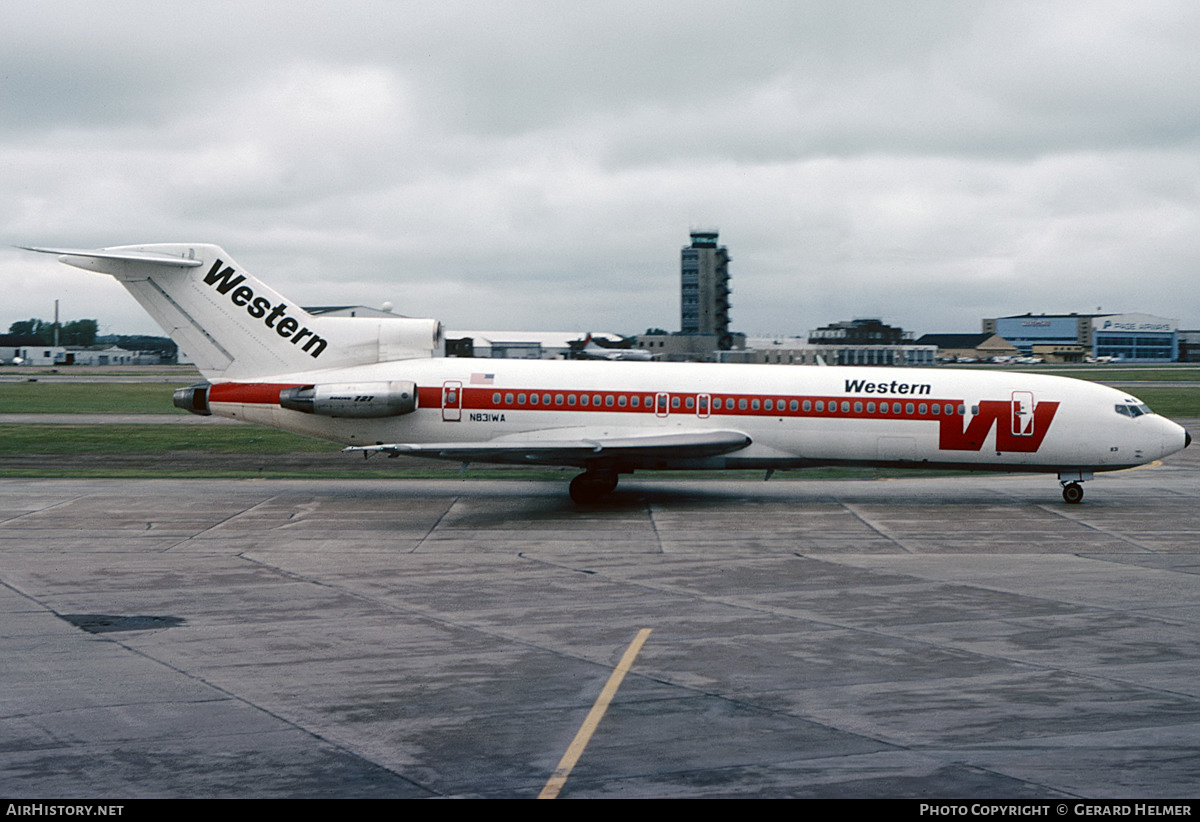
983,312,1181,362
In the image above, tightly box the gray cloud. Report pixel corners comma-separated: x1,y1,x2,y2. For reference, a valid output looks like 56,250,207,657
3,0,1198,340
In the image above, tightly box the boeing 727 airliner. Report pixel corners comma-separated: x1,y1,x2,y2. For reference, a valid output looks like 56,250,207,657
23,244,1191,503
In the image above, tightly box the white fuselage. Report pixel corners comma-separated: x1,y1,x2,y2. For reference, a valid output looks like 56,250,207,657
205,358,1189,474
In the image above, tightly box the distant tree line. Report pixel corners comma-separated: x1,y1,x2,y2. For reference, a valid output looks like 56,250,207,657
8,318,98,347
7,319,178,360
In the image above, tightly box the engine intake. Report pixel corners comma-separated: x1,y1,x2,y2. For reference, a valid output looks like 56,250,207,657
279,381,418,418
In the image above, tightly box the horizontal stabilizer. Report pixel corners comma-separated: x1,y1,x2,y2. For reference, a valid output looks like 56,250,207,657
18,245,203,267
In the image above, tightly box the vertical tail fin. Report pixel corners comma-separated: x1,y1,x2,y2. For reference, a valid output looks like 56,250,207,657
22,244,443,379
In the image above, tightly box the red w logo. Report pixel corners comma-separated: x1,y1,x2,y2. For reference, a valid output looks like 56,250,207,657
939,396,1059,453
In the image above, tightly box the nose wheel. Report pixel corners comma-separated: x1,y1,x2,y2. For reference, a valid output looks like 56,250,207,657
1057,472,1092,505
1061,481,1084,504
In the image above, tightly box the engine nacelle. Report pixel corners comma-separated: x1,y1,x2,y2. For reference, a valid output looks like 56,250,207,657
173,382,212,416
279,381,418,418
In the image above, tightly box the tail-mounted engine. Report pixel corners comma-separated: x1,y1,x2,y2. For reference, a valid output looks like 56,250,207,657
173,382,212,416
279,381,418,418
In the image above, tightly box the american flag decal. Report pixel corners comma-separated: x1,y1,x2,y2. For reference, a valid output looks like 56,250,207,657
470,373,495,384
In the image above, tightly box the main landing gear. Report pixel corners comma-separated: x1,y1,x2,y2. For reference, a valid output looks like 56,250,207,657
1058,471,1093,505
569,469,619,504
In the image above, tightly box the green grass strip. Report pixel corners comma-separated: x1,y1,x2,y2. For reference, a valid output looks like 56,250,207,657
0,424,322,453
0,382,192,414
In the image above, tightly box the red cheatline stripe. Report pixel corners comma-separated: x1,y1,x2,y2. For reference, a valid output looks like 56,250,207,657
208,382,304,405
208,382,967,422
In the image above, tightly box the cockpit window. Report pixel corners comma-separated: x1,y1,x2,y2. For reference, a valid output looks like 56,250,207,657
1115,402,1155,418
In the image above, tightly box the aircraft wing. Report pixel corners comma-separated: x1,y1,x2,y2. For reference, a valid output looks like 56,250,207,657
345,427,752,466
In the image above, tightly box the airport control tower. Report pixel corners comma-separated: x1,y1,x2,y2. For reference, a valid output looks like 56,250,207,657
680,229,732,349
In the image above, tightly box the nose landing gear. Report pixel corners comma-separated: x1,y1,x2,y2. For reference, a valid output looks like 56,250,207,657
1058,471,1093,505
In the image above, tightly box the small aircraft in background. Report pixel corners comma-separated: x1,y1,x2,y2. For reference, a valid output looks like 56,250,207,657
23,243,1190,504
571,333,654,361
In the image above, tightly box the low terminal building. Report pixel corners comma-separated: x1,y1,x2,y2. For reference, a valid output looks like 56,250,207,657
799,318,935,366
809,318,909,346
634,332,747,362
0,341,159,366
720,334,936,367
0,334,46,365
447,330,626,360
1,343,69,366
65,345,162,366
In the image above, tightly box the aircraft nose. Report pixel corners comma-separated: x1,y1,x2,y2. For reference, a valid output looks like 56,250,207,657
1158,418,1190,458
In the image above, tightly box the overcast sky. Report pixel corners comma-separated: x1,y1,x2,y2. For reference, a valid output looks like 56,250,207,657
2,1,1198,340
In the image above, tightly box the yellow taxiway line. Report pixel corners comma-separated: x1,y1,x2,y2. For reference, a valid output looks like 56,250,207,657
539,628,653,799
